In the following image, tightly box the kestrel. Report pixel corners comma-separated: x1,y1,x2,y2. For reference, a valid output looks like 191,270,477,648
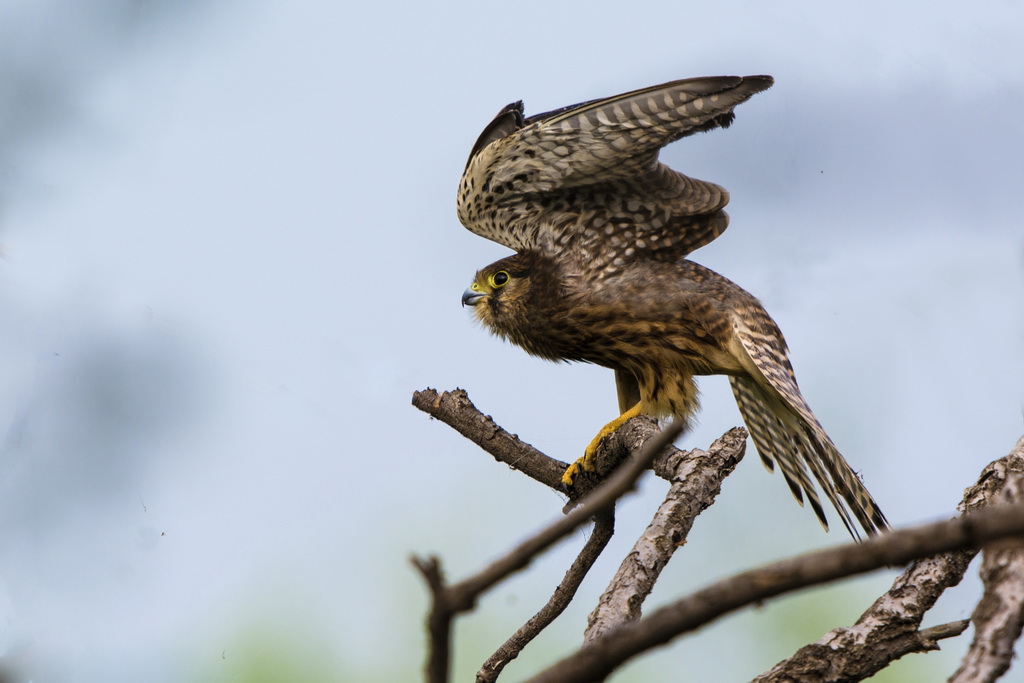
457,76,888,538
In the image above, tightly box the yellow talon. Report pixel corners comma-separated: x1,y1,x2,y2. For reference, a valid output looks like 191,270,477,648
561,402,643,487
560,461,585,487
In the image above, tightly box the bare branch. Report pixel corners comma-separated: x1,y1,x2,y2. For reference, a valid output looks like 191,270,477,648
412,388,683,503
527,502,1024,683
920,621,973,642
585,428,747,642
756,618,973,683
443,416,687,606
752,438,1024,682
753,550,978,683
414,384,1024,682
477,511,615,683
414,385,1024,683
951,437,1024,683
413,388,566,490
411,388,689,681
410,556,453,683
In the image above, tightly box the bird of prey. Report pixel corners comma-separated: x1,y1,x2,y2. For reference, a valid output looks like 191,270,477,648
457,76,888,538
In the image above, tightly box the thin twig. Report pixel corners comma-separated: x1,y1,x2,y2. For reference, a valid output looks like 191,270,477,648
411,556,453,683
918,621,973,642
477,511,615,683
527,501,1024,683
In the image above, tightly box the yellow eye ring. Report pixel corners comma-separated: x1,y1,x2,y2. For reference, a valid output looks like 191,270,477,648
489,271,510,288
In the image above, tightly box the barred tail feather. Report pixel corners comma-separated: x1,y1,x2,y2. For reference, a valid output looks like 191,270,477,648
800,420,889,537
729,376,888,539
730,376,830,530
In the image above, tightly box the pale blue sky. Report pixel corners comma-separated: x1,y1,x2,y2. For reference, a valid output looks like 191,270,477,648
0,1,1021,680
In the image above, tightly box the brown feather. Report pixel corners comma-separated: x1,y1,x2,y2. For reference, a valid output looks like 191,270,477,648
459,76,888,539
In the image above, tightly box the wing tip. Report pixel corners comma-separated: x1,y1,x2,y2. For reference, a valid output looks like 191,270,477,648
741,74,775,92
465,100,525,166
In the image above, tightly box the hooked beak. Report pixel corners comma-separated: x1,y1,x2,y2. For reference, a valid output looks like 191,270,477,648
462,286,485,307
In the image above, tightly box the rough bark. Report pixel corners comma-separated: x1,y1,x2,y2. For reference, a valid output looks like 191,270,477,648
950,438,1024,683
585,428,746,642
413,388,1024,683
528,503,1024,683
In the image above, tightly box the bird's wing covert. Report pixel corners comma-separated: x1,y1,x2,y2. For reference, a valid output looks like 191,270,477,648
457,75,773,258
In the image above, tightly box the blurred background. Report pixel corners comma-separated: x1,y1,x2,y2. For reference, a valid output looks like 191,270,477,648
0,0,1021,680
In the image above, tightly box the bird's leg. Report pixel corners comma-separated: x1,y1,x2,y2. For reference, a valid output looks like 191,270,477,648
561,402,643,487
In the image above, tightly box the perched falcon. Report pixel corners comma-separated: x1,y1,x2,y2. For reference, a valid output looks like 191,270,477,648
458,76,888,538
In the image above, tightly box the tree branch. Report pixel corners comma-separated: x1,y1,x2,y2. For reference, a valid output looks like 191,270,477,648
412,388,566,490
410,555,454,683
754,439,1024,682
414,384,1024,683
431,415,687,611
752,554,977,683
585,427,747,642
527,502,1024,683
951,437,1024,683
477,511,615,683
411,388,689,682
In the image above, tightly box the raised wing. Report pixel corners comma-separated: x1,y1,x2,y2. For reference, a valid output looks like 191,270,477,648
457,75,773,262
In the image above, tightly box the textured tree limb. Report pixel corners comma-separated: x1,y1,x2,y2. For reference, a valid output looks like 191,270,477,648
418,414,686,611
412,388,671,501
918,621,974,642
412,388,567,490
752,556,976,683
411,388,688,682
754,617,972,683
416,384,1024,682
527,502,1024,683
754,439,1024,682
414,388,755,680
410,555,454,683
412,388,709,618
585,427,747,643
476,511,615,683
951,437,1024,683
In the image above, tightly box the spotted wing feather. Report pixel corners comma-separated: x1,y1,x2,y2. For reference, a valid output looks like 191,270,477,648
457,76,773,262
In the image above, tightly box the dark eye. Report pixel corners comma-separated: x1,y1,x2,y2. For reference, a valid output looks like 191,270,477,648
490,271,510,288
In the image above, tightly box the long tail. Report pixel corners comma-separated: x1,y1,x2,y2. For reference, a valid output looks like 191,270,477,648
730,375,888,539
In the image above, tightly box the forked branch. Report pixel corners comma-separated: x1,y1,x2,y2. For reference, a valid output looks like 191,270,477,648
757,440,1024,681
951,438,1024,683
528,501,1024,683
411,388,691,682
414,387,1024,683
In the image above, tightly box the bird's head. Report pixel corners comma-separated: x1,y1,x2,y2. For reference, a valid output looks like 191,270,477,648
461,253,538,333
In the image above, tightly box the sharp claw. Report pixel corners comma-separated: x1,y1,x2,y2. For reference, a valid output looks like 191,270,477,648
562,449,598,487
563,405,643,489
561,462,581,487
